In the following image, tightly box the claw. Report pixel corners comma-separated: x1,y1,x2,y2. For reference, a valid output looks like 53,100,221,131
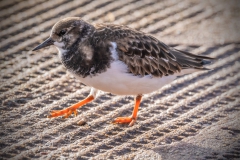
74,110,78,117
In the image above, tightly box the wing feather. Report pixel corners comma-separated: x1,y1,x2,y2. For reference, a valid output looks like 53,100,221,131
93,24,213,77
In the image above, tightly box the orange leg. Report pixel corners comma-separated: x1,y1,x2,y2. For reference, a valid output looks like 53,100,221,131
48,95,94,118
112,95,142,126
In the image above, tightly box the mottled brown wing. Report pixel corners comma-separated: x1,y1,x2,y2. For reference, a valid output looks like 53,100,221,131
112,27,182,77
94,24,213,77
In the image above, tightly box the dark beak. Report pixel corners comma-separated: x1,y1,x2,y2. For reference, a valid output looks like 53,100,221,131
32,37,54,51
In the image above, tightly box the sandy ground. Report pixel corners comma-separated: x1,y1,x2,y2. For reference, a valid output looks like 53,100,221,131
135,109,240,160
0,0,240,159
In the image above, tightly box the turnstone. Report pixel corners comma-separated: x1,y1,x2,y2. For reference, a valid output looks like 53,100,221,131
33,17,213,126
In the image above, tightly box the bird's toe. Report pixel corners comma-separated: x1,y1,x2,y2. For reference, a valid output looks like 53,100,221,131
112,117,136,126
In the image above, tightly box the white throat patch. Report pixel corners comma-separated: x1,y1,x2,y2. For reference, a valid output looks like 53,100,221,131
54,42,64,48
54,42,67,55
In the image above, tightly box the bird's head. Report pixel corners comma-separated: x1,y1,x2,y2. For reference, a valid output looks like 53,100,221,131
32,17,94,52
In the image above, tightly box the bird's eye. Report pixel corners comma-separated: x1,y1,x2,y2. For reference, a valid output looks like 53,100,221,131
58,29,67,36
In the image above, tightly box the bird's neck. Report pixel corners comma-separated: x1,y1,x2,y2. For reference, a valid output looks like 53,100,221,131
58,38,93,78
57,27,114,78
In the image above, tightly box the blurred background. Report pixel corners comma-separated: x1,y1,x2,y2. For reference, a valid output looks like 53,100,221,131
0,0,239,159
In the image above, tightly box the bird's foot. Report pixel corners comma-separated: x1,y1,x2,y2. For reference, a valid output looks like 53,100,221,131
47,107,78,118
112,117,136,126
47,95,94,119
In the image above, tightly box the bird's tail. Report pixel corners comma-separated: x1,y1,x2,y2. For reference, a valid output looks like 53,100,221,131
171,48,215,76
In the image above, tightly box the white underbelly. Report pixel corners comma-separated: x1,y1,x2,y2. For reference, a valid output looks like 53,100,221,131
76,60,176,95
